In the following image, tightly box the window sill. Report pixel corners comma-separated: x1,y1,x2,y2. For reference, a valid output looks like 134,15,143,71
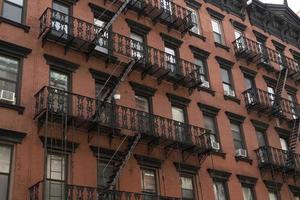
0,102,25,114
198,86,215,96
224,95,240,104
211,150,226,158
0,16,30,33
235,156,253,165
214,42,230,52
188,31,206,41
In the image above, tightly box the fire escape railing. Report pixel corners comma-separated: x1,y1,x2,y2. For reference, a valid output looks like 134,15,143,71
242,88,299,119
39,8,202,89
233,36,300,76
255,146,299,171
34,86,213,149
29,180,182,200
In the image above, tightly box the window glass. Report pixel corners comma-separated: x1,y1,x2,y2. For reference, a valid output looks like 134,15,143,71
280,137,289,151
49,70,69,91
195,58,207,83
181,176,194,199
268,191,278,200
242,186,254,200
135,95,149,113
141,169,156,193
130,32,144,59
0,145,12,200
97,162,114,188
94,18,109,53
204,115,217,141
0,55,19,104
221,68,230,84
95,83,110,101
189,7,200,35
53,1,69,14
165,46,177,72
172,106,185,123
256,130,266,147
213,181,227,200
244,77,254,90
234,29,243,40
231,123,244,150
3,2,23,23
6,0,23,6
211,19,223,44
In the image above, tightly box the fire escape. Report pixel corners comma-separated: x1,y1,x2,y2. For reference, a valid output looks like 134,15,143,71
29,0,213,199
233,36,300,180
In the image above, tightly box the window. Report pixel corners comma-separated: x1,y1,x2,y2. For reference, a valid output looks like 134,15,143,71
244,76,255,90
211,19,224,44
52,1,70,35
94,18,109,54
95,82,111,101
130,32,144,59
0,144,12,200
0,54,19,105
213,181,228,200
231,123,245,151
172,106,187,143
195,58,209,87
141,168,157,198
268,191,278,200
242,186,255,200
180,175,195,200
204,115,218,143
188,7,201,35
287,93,298,118
165,46,177,73
97,161,114,189
280,137,289,151
267,86,275,105
2,0,24,23
256,130,267,147
234,29,243,40
46,153,67,200
135,95,149,113
135,95,152,133
49,70,70,113
221,68,235,97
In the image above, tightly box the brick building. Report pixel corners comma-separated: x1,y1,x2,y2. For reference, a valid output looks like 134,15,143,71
1,0,300,199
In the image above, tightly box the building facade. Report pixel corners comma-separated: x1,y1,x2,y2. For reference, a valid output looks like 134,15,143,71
1,0,300,199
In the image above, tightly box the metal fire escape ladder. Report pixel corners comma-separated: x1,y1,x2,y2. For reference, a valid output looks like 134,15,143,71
107,133,141,190
272,67,288,115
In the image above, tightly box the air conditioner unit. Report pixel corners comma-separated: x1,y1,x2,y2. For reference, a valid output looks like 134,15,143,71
235,149,247,158
224,89,235,97
0,90,15,104
211,141,220,151
201,80,210,88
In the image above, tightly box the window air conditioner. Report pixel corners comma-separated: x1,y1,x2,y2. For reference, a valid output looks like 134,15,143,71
0,90,15,104
224,89,235,97
235,148,247,158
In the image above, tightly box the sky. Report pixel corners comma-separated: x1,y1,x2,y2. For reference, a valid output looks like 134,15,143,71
260,0,300,13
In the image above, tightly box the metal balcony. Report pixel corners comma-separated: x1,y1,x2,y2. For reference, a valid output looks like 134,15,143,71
39,8,202,90
233,36,300,80
29,180,182,200
242,88,299,119
34,86,213,153
255,146,297,174
122,0,194,34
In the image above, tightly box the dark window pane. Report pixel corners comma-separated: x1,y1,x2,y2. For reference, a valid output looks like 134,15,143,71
97,162,114,188
221,68,230,83
3,2,23,23
0,174,9,200
231,123,244,149
141,169,156,193
244,77,253,90
256,130,266,147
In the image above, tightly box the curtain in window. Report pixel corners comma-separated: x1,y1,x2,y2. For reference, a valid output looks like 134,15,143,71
213,182,226,200
242,187,253,200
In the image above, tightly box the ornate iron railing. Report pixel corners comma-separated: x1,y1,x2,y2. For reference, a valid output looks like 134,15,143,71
233,36,300,75
39,8,201,87
255,146,297,170
242,88,299,119
35,86,212,148
29,180,182,200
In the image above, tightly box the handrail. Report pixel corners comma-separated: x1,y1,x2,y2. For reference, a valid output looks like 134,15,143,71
34,86,212,148
233,36,300,74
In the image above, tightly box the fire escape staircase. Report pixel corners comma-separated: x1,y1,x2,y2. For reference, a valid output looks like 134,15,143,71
270,67,288,117
106,133,141,190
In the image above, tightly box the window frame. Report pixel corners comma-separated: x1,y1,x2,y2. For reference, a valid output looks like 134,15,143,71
0,143,13,200
203,114,220,143
211,18,224,45
221,67,235,96
140,167,158,196
195,57,209,85
230,122,246,150
187,6,201,35
241,185,256,200
180,173,196,200
1,0,26,24
213,180,230,200
0,53,22,106
97,159,115,189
